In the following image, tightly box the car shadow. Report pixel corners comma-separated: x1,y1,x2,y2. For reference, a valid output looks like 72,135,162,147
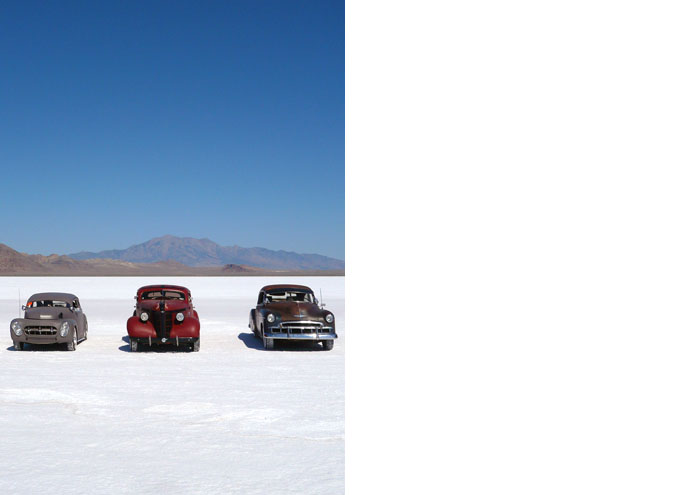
7,343,64,352
237,332,264,350
118,335,192,353
237,332,324,352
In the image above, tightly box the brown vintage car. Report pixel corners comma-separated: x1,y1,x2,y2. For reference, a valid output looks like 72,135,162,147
249,284,337,350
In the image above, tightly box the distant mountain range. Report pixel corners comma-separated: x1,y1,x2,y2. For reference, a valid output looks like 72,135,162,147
0,243,343,276
0,243,257,276
69,236,344,271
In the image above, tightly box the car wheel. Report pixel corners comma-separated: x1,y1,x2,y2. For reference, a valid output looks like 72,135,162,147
263,337,274,350
191,339,200,352
66,331,77,351
322,340,334,351
130,339,138,352
14,341,24,351
250,318,258,337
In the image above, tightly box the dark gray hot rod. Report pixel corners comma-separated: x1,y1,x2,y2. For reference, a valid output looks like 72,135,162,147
249,284,337,350
10,292,88,351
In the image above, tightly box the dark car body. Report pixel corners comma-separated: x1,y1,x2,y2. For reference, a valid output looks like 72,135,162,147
10,292,88,351
127,284,200,352
249,284,337,350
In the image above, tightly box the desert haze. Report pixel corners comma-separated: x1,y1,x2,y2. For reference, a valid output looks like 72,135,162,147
0,242,344,276
0,236,345,276
70,235,345,271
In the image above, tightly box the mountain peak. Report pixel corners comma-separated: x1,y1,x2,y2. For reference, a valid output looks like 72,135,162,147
69,236,344,270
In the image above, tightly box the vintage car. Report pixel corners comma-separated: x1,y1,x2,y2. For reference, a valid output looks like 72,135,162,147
127,284,200,352
249,284,337,350
10,292,88,351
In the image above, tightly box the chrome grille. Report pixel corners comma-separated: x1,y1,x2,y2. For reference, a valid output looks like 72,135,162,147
280,321,324,334
25,326,57,335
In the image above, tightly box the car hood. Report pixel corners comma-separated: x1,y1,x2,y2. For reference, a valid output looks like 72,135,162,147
138,299,189,312
265,301,325,320
24,307,69,320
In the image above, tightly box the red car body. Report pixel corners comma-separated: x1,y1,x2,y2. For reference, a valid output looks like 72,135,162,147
127,284,200,352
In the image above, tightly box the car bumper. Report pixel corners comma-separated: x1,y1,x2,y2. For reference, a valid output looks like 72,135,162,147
11,334,72,345
130,336,198,346
264,332,338,340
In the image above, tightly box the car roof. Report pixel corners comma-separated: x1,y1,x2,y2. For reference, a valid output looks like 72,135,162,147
261,284,313,292
28,292,78,302
137,285,191,293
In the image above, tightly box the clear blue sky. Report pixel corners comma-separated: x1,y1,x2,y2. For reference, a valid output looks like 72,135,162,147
0,0,344,260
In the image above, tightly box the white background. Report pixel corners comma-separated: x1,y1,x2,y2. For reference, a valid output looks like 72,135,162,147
347,1,695,493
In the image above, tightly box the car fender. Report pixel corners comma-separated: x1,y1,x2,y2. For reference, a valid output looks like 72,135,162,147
63,318,78,334
170,317,200,338
127,316,156,338
9,318,22,334
256,309,265,334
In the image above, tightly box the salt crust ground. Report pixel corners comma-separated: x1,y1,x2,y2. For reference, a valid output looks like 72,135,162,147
0,276,344,494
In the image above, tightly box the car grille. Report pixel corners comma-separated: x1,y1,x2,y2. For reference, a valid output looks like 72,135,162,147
150,310,179,338
25,326,57,335
278,321,325,334
149,310,183,339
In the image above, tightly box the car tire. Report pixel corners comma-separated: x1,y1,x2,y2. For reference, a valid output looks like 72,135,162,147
250,318,258,338
14,341,24,351
191,339,200,352
322,340,334,351
130,339,138,352
66,331,77,351
263,337,274,350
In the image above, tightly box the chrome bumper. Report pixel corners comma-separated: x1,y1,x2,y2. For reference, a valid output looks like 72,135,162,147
266,321,337,340
266,332,338,340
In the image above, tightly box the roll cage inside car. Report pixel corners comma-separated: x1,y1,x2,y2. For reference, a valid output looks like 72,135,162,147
140,290,187,300
258,289,317,304
25,297,82,309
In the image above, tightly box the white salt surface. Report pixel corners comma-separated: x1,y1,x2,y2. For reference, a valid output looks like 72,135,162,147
0,277,344,494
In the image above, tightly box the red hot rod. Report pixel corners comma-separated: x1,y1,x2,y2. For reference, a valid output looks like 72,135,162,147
127,285,200,352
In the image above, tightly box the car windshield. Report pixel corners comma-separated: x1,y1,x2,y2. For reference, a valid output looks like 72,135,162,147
141,290,186,301
266,290,315,303
27,300,70,308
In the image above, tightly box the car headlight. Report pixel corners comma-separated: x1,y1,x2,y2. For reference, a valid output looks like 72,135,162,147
11,321,22,336
176,312,184,322
140,312,149,322
60,322,70,337
325,313,334,323
267,314,276,323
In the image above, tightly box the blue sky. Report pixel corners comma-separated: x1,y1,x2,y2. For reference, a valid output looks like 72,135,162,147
0,0,344,260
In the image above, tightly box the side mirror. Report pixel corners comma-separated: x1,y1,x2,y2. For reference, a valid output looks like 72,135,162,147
21,305,26,311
